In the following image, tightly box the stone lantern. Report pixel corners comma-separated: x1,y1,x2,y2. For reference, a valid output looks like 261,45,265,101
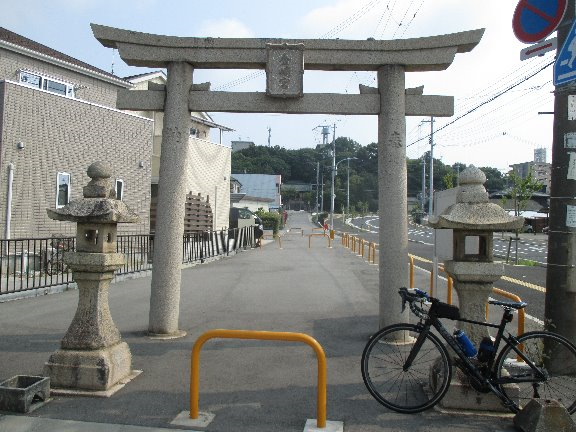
44,162,140,395
428,166,524,345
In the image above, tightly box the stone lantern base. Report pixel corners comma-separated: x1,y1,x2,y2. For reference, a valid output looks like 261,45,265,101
44,341,138,396
430,359,519,413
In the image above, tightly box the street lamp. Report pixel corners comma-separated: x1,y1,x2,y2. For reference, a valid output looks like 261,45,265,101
336,157,358,217
305,161,320,214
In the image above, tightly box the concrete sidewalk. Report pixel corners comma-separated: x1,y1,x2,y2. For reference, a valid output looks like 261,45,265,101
0,211,515,432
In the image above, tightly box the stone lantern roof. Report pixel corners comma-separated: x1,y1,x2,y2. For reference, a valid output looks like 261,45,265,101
428,166,523,231
46,162,139,224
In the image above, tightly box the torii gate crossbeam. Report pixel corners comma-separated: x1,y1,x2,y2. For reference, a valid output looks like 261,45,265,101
92,24,483,336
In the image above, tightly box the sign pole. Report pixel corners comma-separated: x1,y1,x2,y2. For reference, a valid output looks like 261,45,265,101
546,0,576,344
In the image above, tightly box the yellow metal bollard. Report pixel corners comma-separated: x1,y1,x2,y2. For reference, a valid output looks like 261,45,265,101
190,329,327,428
409,256,414,289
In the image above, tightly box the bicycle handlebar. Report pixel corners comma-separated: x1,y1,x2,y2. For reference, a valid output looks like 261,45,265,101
399,287,431,318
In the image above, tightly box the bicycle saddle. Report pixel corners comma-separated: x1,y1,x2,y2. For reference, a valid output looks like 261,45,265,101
488,300,527,309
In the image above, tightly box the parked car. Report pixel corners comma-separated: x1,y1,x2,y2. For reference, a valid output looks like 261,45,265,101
522,224,534,233
229,208,263,242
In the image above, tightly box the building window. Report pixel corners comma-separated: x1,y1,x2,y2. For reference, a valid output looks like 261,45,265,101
190,128,198,137
56,172,71,208
19,71,75,98
115,179,124,201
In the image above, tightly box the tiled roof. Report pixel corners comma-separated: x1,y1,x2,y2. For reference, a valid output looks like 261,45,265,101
0,26,129,84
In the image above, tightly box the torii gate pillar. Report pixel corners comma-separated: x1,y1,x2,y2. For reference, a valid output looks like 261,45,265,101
148,62,193,337
378,65,409,327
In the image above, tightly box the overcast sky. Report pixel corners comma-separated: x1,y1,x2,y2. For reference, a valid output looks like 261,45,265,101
2,0,559,171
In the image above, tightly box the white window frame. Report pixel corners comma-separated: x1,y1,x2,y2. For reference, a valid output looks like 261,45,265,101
56,172,71,208
18,70,75,98
115,179,124,201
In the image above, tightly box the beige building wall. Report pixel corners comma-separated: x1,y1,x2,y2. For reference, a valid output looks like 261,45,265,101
0,80,153,237
129,74,231,230
0,47,126,107
185,138,231,230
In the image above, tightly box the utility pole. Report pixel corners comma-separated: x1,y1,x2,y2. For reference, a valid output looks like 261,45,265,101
546,0,576,343
346,158,352,213
267,126,271,147
329,123,337,235
314,125,331,217
421,154,426,211
427,117,435,216
320,173,324,212
315,161,320,214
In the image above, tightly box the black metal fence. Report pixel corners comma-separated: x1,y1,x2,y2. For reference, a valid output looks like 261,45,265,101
0,226,255,296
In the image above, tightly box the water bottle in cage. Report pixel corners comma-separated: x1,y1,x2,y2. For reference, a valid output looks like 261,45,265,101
477,336,495,363
453,329,477,358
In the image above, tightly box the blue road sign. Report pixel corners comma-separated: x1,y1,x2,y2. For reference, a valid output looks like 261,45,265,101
513,0,567,43
554,20,576,86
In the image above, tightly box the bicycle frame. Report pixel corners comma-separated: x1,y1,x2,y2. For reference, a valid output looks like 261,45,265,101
407,300,546,407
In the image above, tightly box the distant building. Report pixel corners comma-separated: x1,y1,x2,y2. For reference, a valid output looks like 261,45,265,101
232,174,282,211
281,182,313,211
231,140,255,152
509,159,551,193
534,147,546,163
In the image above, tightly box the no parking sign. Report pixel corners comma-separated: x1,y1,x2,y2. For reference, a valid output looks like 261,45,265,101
513,0,567,44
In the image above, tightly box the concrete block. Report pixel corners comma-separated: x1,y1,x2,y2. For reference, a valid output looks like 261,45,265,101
171,410,215,428
303,419,344,432
0,375,50,413
513,399,576,432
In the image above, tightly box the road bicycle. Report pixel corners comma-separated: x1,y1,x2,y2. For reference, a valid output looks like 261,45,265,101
44,236,70,276
361,287,576,414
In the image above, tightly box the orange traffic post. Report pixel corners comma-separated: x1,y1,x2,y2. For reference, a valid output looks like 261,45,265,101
190,329,327,428
409,256,414,289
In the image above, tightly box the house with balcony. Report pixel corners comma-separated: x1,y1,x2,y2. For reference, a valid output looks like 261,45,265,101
0,27,236,239
0,26,152,238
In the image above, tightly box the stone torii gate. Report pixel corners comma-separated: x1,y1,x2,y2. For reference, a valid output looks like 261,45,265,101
92,24,484,337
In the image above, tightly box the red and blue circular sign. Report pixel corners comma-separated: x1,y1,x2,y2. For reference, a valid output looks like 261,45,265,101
513,0,567,44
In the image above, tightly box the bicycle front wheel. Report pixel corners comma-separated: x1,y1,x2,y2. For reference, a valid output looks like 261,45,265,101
496,331,576,414
361,323,452,413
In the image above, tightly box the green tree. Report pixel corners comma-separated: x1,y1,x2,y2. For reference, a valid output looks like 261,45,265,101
505,170,544,216
443,171,455,189
479,166,506,192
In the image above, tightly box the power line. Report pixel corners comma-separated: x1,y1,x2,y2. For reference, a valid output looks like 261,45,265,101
407,59,554,148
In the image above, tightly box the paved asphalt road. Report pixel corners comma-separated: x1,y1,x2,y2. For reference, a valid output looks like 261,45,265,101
0,211,518,432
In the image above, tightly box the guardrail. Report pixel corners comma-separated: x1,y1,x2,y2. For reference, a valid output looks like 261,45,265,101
341,233,378,264
190,329,327,428
287,228,304,236
308,233,331,249
261,233,282,249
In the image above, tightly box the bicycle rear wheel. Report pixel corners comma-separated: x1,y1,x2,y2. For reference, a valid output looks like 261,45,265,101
361,323,452,413
496,331,576,414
